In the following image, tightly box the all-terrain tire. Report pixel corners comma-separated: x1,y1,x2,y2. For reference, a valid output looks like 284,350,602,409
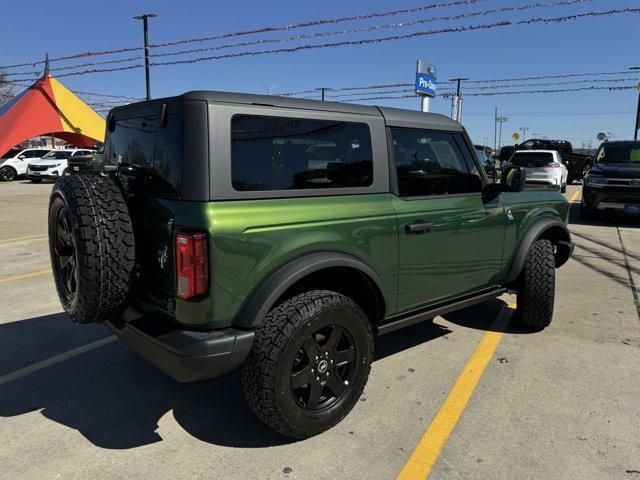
515,239,555,329
241,290,373,439
48,174,135,324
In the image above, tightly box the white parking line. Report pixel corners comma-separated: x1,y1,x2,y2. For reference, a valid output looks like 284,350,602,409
0,336,117,387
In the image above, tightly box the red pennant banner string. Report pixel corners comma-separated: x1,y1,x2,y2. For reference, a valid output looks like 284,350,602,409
149,0,593,59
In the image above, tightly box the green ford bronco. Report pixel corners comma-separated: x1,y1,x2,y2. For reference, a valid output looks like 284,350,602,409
48,91,573,439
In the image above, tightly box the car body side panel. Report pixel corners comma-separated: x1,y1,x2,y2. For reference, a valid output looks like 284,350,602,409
392,193,506,313
500,188,569,275
173,193,399,329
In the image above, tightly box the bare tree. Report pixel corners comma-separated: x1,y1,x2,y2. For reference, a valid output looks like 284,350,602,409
0,70,15,106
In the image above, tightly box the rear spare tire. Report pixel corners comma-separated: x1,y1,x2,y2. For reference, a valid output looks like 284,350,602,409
48,174,135,324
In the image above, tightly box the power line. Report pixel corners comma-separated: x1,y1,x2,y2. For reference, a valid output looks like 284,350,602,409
338,84,637,102
279,70,640,97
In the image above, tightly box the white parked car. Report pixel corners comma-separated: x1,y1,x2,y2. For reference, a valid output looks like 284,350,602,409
26,149,95,183
509,150,568,193
0,148,52,181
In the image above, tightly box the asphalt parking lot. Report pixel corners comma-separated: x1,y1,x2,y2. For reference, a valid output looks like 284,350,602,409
0,181,639,480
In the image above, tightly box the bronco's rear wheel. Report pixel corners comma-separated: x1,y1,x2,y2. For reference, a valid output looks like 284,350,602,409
48,174,135,324
515,239,555,329
241,290,373,439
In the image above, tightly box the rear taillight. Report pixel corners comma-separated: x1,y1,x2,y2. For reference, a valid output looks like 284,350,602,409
175,232,209,300
546,162,561,168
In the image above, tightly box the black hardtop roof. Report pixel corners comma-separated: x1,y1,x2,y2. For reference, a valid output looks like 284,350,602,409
112,90,463,131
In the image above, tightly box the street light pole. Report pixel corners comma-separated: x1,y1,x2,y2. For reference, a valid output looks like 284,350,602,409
520,127,530,142
134,13,157,101
631,67,640,141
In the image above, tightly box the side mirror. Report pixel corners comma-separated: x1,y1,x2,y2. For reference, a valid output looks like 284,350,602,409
18,155,26,160
501,165,527,192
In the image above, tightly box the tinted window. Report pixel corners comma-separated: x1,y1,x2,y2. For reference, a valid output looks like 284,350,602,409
511,152,554,167
231,115,373,191
391,129,481,197
24,150,45,158
42,150,73,160
104,114,183,198
595,144,640,164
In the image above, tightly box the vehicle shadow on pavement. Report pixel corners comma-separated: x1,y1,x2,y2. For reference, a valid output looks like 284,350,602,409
442,298,542,334
566,202,639,288
0,311,452,450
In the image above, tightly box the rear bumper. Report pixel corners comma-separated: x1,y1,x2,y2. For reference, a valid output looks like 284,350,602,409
105,311,254,382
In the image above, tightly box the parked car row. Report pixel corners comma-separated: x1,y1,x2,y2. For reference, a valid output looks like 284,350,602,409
0,148,95,182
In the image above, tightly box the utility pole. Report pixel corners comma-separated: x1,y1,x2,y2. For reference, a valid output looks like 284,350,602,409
520,127,530,142
134,13,157,101
496,115,508,149
315,87,333,101
494,107,498,154
449,77,469,122
631,67,640,140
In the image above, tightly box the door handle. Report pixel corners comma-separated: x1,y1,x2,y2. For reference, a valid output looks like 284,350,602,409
405,221,434,234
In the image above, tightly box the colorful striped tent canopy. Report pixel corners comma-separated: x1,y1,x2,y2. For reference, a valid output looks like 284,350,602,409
0,74,105,158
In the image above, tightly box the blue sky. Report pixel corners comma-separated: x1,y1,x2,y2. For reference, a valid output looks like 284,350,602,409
3,0,639,149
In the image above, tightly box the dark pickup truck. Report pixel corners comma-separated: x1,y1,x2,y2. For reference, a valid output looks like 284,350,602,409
581,140,640,219
514,139,591,184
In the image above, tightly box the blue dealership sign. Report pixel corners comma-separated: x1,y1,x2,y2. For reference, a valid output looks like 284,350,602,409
415,72,437,97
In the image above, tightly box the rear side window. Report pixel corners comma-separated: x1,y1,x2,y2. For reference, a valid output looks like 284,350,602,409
104,114,183,198
231,114,373,191
391,128,482,197
511,152,554,167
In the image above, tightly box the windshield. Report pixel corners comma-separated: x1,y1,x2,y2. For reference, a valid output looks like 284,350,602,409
595,144,640,164
42,150,73,160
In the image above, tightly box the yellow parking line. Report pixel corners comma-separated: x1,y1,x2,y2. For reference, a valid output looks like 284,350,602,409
569,190,580,204
0,233,47,245
0,269,52,286
0,336,117,386
396,302,516,480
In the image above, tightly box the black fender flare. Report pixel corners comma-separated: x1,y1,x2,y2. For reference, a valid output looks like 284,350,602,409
505,218,573,284
233,252,389,329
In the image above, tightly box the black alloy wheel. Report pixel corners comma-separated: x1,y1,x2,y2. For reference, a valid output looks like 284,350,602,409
53,205,77,304
290,323,356,410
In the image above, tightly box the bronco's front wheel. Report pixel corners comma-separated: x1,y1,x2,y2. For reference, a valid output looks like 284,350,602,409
515,239,556,329
241,290,373,439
